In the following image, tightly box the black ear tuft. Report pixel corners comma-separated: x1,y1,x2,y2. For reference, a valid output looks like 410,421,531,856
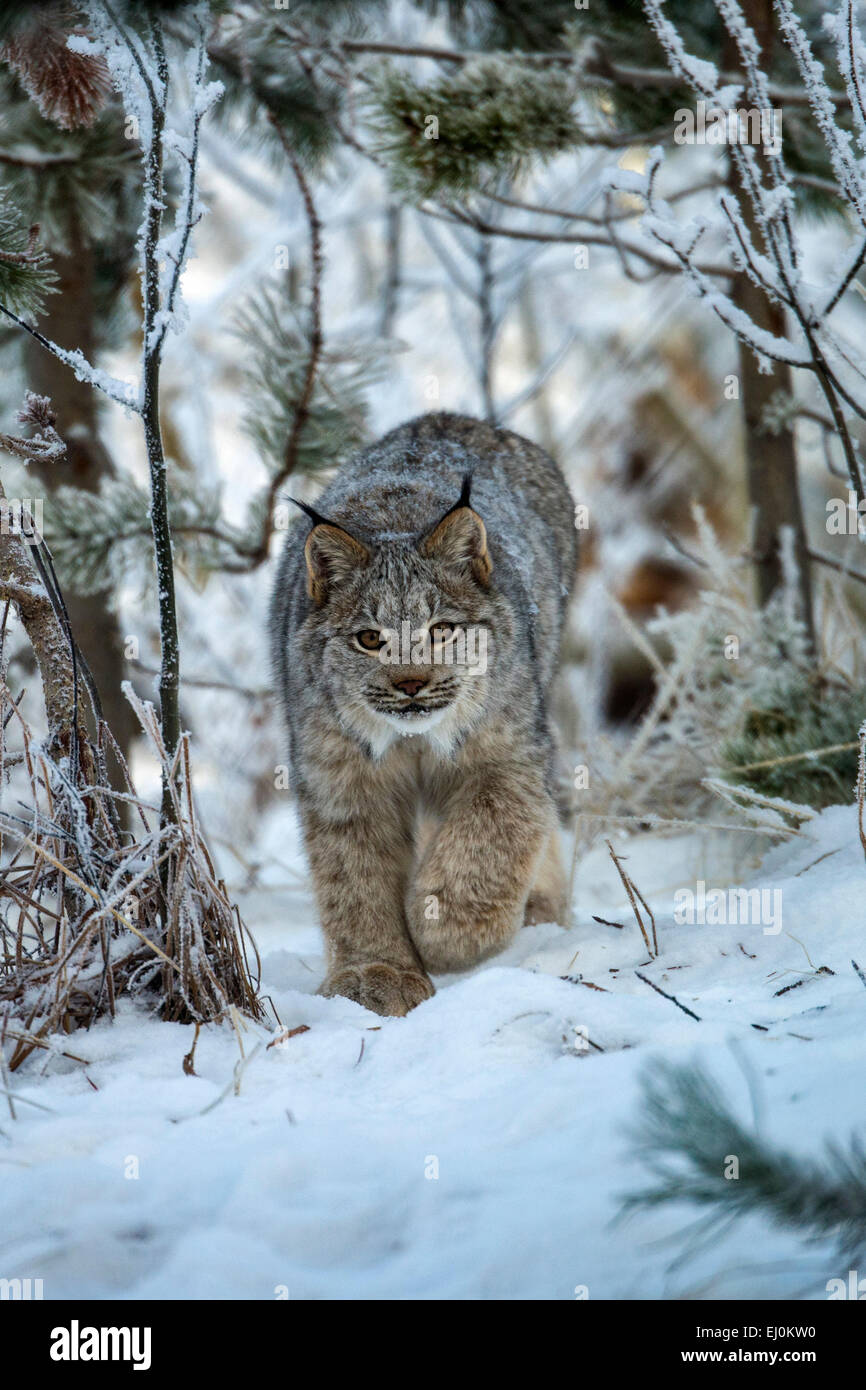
289,496,332,529
420,475,490,583
437,474,473,523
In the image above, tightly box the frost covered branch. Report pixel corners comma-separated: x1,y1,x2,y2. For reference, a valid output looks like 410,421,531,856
0,301,136,409
603,0,866,511
67,1,222,826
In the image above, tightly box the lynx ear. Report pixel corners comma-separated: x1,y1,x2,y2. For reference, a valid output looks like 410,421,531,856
297,510,369,605
420,476,491,585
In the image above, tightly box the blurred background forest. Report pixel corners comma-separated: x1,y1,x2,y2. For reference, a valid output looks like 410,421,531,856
1,0,865,915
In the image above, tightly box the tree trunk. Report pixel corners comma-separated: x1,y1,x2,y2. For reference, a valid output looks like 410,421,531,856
728,0,815,650
24,234,138,782
732,281,815,646
379,202,402,337
477,233,497,422
0,480,95,783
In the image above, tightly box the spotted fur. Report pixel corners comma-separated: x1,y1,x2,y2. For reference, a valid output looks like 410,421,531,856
269,412,576,1015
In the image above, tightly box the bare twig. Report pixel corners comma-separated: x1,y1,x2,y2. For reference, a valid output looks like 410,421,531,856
231,114,325,571
606,839,658,957
722,740,860,775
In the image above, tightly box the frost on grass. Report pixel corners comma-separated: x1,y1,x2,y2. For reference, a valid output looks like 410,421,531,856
0,680,263,1071
568,511,865,845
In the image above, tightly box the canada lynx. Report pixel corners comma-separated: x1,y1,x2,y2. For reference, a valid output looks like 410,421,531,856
270,412,576,1016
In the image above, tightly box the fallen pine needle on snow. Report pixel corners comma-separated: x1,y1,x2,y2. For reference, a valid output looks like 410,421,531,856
266,1024,311,1050
635,970,701,1021
774,978,807,998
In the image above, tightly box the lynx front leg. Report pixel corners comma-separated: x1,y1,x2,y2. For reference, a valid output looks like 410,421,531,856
300,787,433,1018
407,763,555,973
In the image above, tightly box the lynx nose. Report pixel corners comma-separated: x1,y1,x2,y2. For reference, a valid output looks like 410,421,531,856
393,677,427,697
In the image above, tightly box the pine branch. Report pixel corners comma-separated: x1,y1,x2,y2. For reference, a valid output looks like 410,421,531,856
1,6,112,130
283,29,854,108
624,1059,866,1264
225,267,378,573
196,10,342,167
429,198,735,279
0,289,136,408
43,471,244,597
0,67,140,258
0,194,57,320
367,57,582,199
0,147,79,169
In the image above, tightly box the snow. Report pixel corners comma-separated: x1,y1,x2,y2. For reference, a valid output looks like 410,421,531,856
30,341,137,412
1,803,864,1299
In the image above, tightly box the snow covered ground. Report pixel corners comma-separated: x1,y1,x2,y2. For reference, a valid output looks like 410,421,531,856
1,803,863,1300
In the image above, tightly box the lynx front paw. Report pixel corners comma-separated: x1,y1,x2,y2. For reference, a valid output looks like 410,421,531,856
319,961,434,1017
408,903,521,973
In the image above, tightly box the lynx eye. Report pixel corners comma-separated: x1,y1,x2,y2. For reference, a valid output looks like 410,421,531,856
355,628,385,652
430,622,458,644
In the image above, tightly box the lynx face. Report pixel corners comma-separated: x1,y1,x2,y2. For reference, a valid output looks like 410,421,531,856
298,489,509,756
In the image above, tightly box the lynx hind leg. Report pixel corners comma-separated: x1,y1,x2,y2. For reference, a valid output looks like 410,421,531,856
523,829,569,926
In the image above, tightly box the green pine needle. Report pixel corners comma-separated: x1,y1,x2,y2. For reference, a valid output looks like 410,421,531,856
234,284,381,485
624,1059,866,1262
0,189,56,320
367,57,582,198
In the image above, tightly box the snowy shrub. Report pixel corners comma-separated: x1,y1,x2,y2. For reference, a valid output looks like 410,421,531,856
645,512,862,812
0,675,263,1072
567,511,862,860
